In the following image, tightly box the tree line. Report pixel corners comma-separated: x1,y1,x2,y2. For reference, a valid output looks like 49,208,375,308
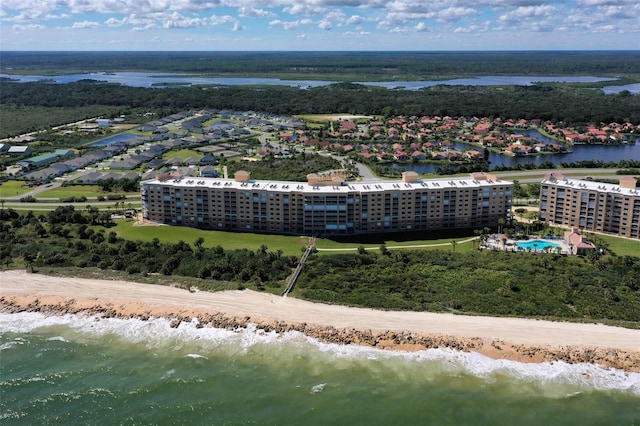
2,80,639,139
3,51,639,79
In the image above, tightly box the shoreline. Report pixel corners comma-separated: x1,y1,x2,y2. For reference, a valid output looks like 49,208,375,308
1,270,639,372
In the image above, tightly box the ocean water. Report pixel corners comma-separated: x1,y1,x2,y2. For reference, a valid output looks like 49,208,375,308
1,313,639,425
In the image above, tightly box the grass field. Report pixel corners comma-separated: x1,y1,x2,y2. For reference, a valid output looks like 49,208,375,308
594,233,640,257
0,180,33,198
112,220,309,256
37,185,138,199
315,235,477,253
112,220,478,256
161,149,203,161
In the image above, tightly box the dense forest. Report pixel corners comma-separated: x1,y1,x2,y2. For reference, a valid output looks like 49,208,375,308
2,51,640,79
226,153,343,182
296,249,640,324
2,79,639,138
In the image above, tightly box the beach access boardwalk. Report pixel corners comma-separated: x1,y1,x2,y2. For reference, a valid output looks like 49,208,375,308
283,237,316,297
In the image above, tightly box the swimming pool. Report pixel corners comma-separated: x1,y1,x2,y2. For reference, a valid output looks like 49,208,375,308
515,239,561,251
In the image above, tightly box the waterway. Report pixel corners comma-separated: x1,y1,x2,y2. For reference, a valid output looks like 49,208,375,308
0,72,335,89
3,72,638,93
392,128,639,174
359,76,617,90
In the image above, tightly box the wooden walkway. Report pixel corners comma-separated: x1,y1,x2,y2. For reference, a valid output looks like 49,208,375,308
283,237,316,297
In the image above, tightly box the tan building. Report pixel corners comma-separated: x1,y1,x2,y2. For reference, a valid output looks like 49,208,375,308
539,172,640,239
141,170,512,236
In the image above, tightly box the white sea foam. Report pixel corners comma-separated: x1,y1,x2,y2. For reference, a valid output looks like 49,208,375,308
0,341,18,351
2,311,639,395
310,383,326,394
186,353,207,359
161,369,176,379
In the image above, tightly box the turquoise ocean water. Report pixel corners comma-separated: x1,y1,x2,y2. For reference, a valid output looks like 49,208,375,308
1,312,639,425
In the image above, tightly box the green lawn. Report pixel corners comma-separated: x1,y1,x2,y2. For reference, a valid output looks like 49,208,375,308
112,220,478,256
0,180,33,198
161,149,203,161
595,234,640,257
112,221,309,256
315,235,477,253
37,185,138,199
37,185,103,198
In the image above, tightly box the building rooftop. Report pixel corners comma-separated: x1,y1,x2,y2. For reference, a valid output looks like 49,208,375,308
143,173,511,195
541,172,639,196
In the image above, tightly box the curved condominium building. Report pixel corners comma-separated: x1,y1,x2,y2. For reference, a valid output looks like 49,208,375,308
141,171,512,236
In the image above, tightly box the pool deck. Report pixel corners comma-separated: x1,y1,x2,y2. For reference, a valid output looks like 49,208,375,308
483,235,572,254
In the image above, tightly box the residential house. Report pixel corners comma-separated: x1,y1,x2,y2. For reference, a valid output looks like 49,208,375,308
7,146,31,156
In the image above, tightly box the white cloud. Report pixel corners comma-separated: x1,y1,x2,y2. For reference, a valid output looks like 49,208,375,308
12,23,44,30
72,20,99,29
105,17,126,27
238,7,274,18
210,14,235,25
269,18,313,30
453,21,490,33
576,0,636,5
414,22,429,31
132,23,156,32
346,14,365,25
324,9,346,22
284,4,326,16
344,30,371,36
45,13,71,20
163,14,208,28
389,26,409,34
499,5,556,22
599,4,640,19
318,19,332,30
437,7,476,22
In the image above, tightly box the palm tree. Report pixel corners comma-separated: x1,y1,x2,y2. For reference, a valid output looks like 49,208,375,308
194,237,205,250
23,251,36,273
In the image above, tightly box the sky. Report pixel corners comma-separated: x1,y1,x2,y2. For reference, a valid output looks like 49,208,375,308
1,1,639,51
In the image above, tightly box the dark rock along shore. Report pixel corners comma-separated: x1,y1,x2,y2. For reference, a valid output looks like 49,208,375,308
2,295,639,372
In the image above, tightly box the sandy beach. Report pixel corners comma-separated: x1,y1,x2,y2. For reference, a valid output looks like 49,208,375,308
1,270,639,371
